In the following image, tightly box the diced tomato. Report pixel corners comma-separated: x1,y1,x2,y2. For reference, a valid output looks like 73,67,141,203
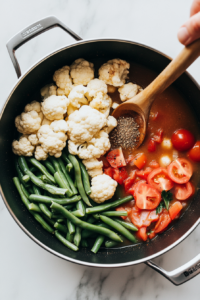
115,207,131,220
174,182,194,200
134,182,161,210
147,168,174,192
153,129,163,144
169,201,182,220
104,167,114,178
148,231,156,239
172,129,195,152
133,153,147,169
167,158,193,184
154,209,171,233
188,141,200,162
124,170,136,192
106,148,126,168
126,155,134,165
130,206,158,228
136,167,152,180
137,227,148,241
100,156,110,168
128,180,146,197
150,111,159,121
113,167,128,184
149,160,160,169
148,139,156,152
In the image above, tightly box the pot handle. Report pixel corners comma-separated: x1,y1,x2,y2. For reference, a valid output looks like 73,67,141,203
146,253,200,285
6,15,82,78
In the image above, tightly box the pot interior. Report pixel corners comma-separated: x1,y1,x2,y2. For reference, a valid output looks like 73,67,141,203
1,40,200,266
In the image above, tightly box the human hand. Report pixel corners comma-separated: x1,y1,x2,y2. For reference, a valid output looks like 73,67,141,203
178,0,200,45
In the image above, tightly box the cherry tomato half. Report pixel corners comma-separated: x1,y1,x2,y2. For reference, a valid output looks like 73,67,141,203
147,168,174,192
174,182,194,200
171,129,195,151
188,141,200,162
167,158,193,184
134,182,161,210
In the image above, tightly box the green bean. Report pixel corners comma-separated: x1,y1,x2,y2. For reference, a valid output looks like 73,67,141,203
66,232,74,242
28,187,34,194
74,226,82,247
18,157,67,195
81,239,89,248
54,222,68,234
61,152,73,172
105,236,123,248
30,166,37,173
91,235,105,254
101,211,128,217
27,157,56,184
58,157,73,185
29,194,81,205
14,157,30,188
55,230,78,251
58,170,74,197
43,160,56,175
32,184,52,219
22,175,30,182
76,200,86,216
63,204,74,210
51,202,122,242
52,213,64,219
28,203,42,213
113,218,138,232
86,196,133,214
42,214,55,226
81,217,97,238
41,175,54,185
99,215,137,243
57,219,64,223
54,172,69,191
68,154,91,206
72,210,84,217
79,161,91,195
13,177,54,234
21,184,30,198
66,219,76,235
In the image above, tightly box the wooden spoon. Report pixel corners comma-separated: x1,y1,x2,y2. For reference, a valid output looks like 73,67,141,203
112,39,200,149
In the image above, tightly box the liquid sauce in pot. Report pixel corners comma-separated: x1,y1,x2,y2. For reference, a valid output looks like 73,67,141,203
106,62,200,246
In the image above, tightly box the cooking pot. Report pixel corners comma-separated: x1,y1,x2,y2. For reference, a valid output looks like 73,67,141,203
2,16,200,285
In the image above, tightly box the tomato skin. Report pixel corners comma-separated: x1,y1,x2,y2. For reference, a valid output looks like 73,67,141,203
149,160,160,169
188,141,200,162
174,182,194,200
169,201,182,220
154,209,171,233
148,139,156,152
134,153,147,169
128,180,146,197
134,182,161,210
153,129,163,144
147,168,174,192
171,129,195,151
106,148,126,168
136,167,152,180
148,231,156,239
137,227,148,241
104,167,114,178
124,170,136,192
167,158,193,184
113,167,128,184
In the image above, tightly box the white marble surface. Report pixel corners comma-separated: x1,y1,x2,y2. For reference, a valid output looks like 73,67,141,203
1,0,200,299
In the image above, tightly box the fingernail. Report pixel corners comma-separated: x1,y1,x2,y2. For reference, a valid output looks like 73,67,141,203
177,26,190,44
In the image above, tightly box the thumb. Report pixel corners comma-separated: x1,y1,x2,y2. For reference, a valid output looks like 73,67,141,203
177,11,200,45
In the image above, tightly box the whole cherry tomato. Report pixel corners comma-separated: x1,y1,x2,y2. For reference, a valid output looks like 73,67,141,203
171,129,195,151
188,141,200,162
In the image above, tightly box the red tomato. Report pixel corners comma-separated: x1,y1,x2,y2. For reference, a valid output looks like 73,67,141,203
134,182,161,210
128,180,146,197
124,170,136,192
149,160,160,169
167,158,193,184
104,167,114,178
153,129,163,144
130,206,159,228
169,201,182,220
188,141,200,162
136,167,152,180
148,139,156,152
150,111,159,121
147,168,174,192
148,231,156,239
113,167,128,184
106,148,126,168
133,153,147,169
174,182,194,200
154,209,171,233
137,227,148,241
126,155,134,165
171,129,195,151
115,207,131,220
100,156,110,168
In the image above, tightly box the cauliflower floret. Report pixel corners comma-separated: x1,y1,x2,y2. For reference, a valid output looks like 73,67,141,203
66,103,79,116
99,59,130,87
53,66,73,96
41,95,69,121
104,116,117,134
24,101,41,113
28,134,40,146
118,83,142,101
50,119,68,132
40,84,57,99
107,85,117,93
112,102,119,109
56,88,65,96
70,58,94,85
67,106,107,143
68,85,88,108
89,94,112,117
35,146,48,160
87,79,107,99
42,117,52,126
12,135,35,156
90,174,118,203
68,129,110,159
15,108,43,135
87,168,103,178
37,124,68,158
82,158,103,170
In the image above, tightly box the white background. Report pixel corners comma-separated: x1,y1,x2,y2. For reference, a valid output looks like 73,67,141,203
1,0,200,299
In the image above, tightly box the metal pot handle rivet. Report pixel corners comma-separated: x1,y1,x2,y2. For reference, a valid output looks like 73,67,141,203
6,15,82,78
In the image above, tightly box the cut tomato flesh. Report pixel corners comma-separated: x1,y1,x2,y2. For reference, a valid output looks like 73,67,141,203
147,167,174,192
128,180,146,197
153,129,163,144
104,167,114,178
167,158,193,184
113,167,128,184
148,231,156,239
133,153,147,169
124,170,136,192
148,139,156,152
174,182,194,200
134,182,161,210
136,167,152,180
169,201,182,220
106,148,126,168
154,209,171,233
149,160,160,169
137,227,148,241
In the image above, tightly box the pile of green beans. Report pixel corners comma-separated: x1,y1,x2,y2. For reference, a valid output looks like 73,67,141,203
13,151,138,254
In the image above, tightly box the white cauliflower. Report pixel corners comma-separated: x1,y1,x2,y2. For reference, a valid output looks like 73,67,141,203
118,83,142,101
35,146,48,160
37,121,68,158
90,174,118,203
87,168,103,177
104,116,117,134
99,59,130,87
53,66,73,96
50,119,68,132
112,102,119,109
12,135,35,156
82,158,103,178
42,117,52,126
41,95,69,121
90,94,112,117
70,58,94,85
67,105,107,143
86,79,107,99
68,129,110,159
68,85,88,108
107,85,117,93
65,103,79,116
40,84,57,99
15,101,43,134
28,134,40,146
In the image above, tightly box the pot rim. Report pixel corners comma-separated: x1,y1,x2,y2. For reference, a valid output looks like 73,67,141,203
1,37,200,268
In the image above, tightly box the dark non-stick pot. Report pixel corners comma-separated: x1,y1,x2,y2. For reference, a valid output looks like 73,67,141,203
2,16,200,285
